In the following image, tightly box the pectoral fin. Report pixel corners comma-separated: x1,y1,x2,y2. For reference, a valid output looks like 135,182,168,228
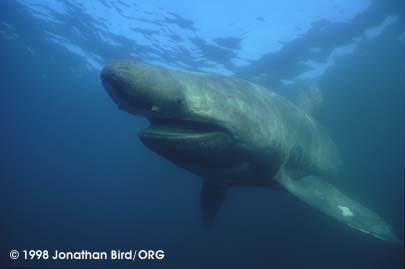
200,181,227,226
276,173,399,242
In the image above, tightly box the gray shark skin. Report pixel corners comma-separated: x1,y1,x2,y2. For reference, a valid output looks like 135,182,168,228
101,60,398,243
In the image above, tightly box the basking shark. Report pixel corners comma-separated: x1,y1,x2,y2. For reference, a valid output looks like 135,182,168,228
101,60,398,242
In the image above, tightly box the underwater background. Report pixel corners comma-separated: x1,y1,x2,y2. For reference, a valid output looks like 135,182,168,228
0,0,404,268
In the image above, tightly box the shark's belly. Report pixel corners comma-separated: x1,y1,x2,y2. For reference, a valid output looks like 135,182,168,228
187,159,277,187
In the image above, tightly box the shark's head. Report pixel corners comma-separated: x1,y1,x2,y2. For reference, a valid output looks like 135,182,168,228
101,61,265,180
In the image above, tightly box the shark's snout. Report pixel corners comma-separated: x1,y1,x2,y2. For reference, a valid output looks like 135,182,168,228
101,63,136,111
101,61,187,119
101,61,160,117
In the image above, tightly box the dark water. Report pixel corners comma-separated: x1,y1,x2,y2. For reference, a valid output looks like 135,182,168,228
0,1,404,268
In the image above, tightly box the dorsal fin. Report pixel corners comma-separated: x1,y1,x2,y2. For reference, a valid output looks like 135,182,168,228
296,83,323,115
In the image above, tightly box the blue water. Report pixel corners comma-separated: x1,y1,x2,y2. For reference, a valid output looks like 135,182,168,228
0,1,404,268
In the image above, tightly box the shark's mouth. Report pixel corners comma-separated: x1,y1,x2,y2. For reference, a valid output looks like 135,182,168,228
139,118,224,139
138,117,240,170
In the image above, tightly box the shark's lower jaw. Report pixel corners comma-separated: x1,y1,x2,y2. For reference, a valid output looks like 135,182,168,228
138,117,237,169
139,118,225,140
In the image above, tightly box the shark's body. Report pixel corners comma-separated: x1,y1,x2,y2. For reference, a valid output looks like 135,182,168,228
101,60,398,242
